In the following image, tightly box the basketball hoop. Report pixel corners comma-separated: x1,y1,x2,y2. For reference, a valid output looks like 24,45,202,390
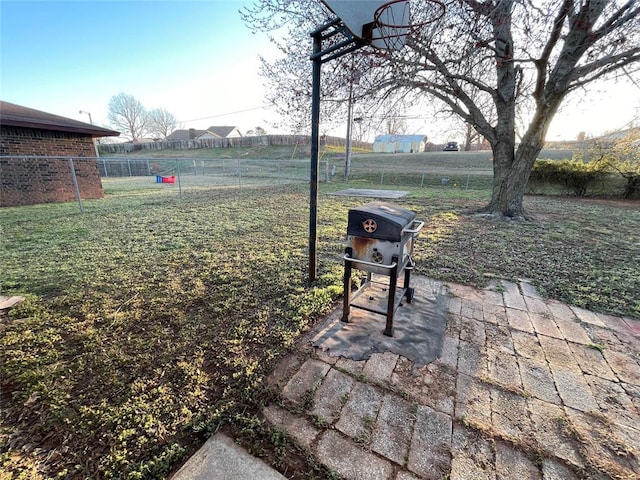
367,0,445,51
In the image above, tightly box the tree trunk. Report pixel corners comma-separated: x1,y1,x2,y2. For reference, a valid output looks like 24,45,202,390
479,132,544,219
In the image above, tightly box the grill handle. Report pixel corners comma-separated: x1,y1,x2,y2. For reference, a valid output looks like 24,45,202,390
402,220,424,236
343,254,397,270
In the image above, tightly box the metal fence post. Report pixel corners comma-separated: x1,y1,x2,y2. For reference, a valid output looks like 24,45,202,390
68,158,84,213
176,160,183,200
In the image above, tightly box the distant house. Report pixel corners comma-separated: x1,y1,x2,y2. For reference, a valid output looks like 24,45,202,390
0,100,119,207
166,128,206,141
198,126,243,140
373,134,428,153
167,126,242,141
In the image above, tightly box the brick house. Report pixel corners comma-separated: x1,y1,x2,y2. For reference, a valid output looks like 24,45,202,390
0,101,119,207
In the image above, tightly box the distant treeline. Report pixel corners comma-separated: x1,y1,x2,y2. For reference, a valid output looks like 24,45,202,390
98,134,373,154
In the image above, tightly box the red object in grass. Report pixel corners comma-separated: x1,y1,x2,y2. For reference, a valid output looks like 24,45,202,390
162,176,176,184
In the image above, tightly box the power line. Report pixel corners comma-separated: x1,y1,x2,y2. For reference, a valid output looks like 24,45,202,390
178,105,271,124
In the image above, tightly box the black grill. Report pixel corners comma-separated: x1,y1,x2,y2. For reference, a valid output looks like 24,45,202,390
342,202,423,336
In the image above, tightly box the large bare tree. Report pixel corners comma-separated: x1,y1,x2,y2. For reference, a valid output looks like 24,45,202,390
244,0,640,218
107,93,148,141
388,0,640,217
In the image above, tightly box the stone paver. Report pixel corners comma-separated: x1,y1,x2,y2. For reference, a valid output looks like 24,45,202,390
511,330,546,362
565,408,640,478
460,299,484,321
455,373,492,427
459,318,487,345
518,357,562,404
370,393,414,464
255,277,640,480
537,335,582,373
540,458,580,480
587,325,625,349
527,398,585,468
281,359,330,405
262,405,319,449
449,423,494,480
311,368,354,423
549,368,599,412
571,305,606,327
395,472,421,480
506,307,535,333
481,287,505,307
418,362,456,415
316,430,394,480
407,405,452,479
524,295,552,316
602,348,640,385
502,281,527,310
552,314,592,345
495,440,541,480
585,374,639,428
362,351,399,384
335,382,383,441
529,312,564,338
490,388,531,441
484,324,515,355
457,340,488,377
447,295,462,316
482,300,506,325
335,357,365,375
568,342,617,381
171,432,287,480
487,348,522,390
436,334,459,369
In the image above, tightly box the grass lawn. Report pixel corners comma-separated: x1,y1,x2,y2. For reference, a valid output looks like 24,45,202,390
1,176,638,478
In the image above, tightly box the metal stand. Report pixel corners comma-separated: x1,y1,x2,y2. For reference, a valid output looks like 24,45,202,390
341,247,414,337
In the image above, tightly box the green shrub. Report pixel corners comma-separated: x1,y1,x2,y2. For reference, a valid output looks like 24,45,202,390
529,159,609,196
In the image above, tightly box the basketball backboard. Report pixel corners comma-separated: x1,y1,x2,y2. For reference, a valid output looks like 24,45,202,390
321,0,410,50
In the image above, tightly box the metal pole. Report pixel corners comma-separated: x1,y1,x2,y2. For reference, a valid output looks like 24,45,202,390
309,32,322,282
68,158,84,213
176,161,183,200
345,80,353,181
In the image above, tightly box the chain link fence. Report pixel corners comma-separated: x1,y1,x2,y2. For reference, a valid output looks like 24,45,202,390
1,150,577,210
98,157,331,199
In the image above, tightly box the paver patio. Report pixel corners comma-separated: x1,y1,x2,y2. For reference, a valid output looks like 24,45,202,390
263,276,640,480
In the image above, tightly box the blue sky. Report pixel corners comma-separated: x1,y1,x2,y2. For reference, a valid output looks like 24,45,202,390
1,0,638,141
1,0,282,135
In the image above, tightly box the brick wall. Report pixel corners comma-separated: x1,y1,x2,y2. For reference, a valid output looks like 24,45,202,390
0,127,104,207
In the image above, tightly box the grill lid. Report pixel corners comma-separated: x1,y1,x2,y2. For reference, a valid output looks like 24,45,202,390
347,202,416,242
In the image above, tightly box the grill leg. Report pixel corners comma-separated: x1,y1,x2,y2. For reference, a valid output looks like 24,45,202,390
404,265,413,303
342,247,352,323
384,257,399,337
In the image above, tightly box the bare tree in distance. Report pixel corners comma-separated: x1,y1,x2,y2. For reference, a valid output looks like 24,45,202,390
107,93,148,141
243,0,640,218
147,108,177,140
247,126,267,135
